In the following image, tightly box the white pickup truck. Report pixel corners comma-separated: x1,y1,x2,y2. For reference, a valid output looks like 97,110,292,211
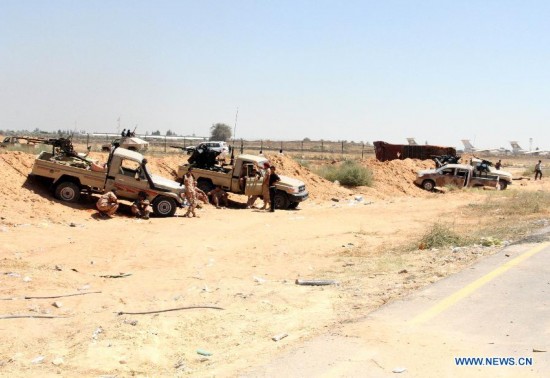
30,147,185,216
470,158,512,190
415,164,501,191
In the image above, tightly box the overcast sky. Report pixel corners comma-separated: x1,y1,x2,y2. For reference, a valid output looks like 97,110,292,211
1,1,549,150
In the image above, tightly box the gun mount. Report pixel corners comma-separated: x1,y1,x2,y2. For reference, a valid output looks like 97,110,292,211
432,154,461,168
16,136,90,163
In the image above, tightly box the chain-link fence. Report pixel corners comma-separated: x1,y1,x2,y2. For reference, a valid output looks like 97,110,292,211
2,132,375,159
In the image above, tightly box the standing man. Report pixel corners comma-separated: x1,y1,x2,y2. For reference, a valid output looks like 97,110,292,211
535,160,543,180
495,160,502,170
182,168,199,218
96,188,119,218
268,165,281,213
260,163,271,210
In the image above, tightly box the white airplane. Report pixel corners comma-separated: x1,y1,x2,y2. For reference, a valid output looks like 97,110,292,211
460,140,508,154
511,141,550,155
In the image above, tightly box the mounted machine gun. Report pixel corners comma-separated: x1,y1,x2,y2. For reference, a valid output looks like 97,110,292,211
16,136,90,163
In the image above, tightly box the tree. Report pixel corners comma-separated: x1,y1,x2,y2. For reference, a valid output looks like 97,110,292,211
151,130,161,136
166,129,176,136
209,123,232,141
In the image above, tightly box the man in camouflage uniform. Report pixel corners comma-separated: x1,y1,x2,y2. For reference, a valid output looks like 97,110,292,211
131,191,151,219
208,186,229,209
183,168,199,218
96,188,119,218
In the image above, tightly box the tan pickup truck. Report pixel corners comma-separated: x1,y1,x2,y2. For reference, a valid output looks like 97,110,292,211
177,154,308,209
101,136,149,152
415,164,501,191
30,147,185,216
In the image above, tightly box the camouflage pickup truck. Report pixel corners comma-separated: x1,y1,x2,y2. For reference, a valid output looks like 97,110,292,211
415,164,501,191
30,147,185,216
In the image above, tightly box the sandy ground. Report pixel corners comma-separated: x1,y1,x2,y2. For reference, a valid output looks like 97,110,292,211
0,149,548,377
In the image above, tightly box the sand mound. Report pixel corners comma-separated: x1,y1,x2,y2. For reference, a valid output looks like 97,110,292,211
357,158,435,198
0,150,435,226
0,151,64,224
265,153,353,201
145,152,354,202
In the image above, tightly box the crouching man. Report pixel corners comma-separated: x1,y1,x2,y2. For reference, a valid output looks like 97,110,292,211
96,188,119,218
131,191,151,219
208,186,229,209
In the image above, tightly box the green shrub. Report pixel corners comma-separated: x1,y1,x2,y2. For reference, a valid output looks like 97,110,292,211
418,223,466,249
317,160,373,187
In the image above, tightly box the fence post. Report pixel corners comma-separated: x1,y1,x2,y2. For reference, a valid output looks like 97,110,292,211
260,140,263,154
361,142,364,159
240,139,243,154
341,141,344,155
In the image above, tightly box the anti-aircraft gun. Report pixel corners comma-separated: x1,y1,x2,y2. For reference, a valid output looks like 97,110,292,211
187,143,223,170
472,156,493,174
431,154,461,168
17,136,91,164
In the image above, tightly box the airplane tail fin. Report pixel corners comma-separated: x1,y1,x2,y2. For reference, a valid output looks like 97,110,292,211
461,139,475,150
510,141,522,152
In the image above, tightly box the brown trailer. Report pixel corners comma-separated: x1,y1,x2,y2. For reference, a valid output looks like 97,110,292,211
373,141,456,162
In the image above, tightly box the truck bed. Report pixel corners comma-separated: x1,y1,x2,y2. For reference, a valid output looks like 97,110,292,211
31,151,106,190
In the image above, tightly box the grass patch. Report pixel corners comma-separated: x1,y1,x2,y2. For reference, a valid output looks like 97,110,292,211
292,157,311,169
444,184,461,192
522,165,550,177
417,223,467,250
316,160,373,187
471,190,550,217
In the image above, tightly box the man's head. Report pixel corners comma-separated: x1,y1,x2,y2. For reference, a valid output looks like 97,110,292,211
138,191,147,199
111,188,118,194
271,166,276,171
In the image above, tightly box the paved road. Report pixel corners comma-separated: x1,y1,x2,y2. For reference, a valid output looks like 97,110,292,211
244,235,550,377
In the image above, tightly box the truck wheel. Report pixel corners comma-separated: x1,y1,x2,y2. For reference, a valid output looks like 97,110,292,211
196,179,214,193
54,182,81,202
152,197,177,217
422,180,435,191
499,181,508,190
274,191,290,209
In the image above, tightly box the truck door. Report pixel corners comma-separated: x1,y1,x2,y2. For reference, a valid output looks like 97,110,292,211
455,168,469,187
243,164,263,196
105,157,146,199
435,167,466,187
